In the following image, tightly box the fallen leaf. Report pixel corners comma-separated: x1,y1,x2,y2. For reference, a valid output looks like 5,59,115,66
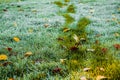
44,24,49,28
63,28,70,32
13,37,20,42
6,47,12,52
83,68,91,72
2,61,12,66
96,75,107,80
100,67,105,71
80,38,86,42
80,76,87,80
57,37,64,41
60,59,66,64
95,40,99,44
70,46,78,51
87,49,95,52
73,34,79,43
113,44,120,50
0,54,8,61
114,32,119,37
24,51,32,57
8,78,14,80
101,48,107,53
52,67,61,73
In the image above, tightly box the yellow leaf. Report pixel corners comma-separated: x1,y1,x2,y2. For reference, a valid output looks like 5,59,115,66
63,28,70,32
100,67,105,71
0,54,8,61
13,37,20,42
96,75,108,80
8,78,14,80
114,33,119,37
87,49,95,52
60,59,66,64
73,34,79,43
24,51,32,57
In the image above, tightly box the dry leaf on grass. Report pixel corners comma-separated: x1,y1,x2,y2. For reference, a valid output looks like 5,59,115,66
113,44,120,50
63,28,70,32
24,51,32,57
73,34,79,43
96,75,108,80
60,59,66,64
86,49,95,52
83,68,91,72
114,33,119,37
80,76,87,80
6,47,12,52
13,37,20,42
8,78,14,80
0,54,8,61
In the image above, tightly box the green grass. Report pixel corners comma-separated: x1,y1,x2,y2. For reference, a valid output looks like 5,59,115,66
0,0,120,80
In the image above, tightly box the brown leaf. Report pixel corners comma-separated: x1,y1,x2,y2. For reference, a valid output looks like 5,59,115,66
6,47,12,52
2,62,12,66
44,24,49,28
101,48,107,53
113,44,120,50
95,40,99,44
57,37,64,41
70,46,78,51
52,67,62,73
63,28,70,32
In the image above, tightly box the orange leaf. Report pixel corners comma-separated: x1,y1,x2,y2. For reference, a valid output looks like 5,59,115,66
113,44,120,50
9,78,14,80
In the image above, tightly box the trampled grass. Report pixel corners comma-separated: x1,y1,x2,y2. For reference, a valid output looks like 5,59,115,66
0,0,120,80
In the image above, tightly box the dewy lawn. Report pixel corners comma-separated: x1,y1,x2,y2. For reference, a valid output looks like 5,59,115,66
0,0,120,80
